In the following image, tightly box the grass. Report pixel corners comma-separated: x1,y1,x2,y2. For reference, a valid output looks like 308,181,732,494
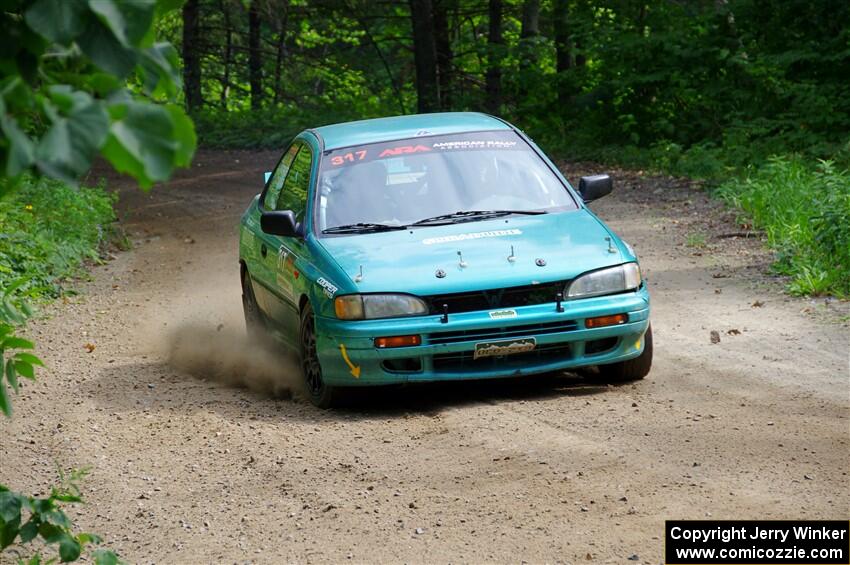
714,157,850,297
685,231,707,248
0,177,119,302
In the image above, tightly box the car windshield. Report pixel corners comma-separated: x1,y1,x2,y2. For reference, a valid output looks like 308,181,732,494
316,130,577,233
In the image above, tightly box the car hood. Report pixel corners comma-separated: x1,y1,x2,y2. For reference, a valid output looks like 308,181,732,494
315,209,625,295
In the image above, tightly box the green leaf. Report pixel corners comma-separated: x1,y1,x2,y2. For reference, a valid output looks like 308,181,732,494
0,378,10,417
3,337,34,350
93,549,120,565
14,352,44,366
77,532,102,545
138,42,180,98
6,359,18,393
24,0,89,45
59,533,82,562
19,518,39,543
34,95,109,182
38,522,64,544
87,0,155,48
76,17,136,77
101,100,179,188
13,360,33,380
165,104,196,168
42,509,71,529
0,515,20,549
0,490,22,522
0,98,36,176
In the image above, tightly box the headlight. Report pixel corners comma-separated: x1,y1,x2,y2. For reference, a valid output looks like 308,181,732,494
566,263,641,299
334,294,428,320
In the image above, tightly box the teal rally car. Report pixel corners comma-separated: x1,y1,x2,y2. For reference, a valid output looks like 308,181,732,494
239,112,652,407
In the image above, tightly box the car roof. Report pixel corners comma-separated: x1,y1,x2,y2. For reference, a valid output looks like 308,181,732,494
311,112,512,150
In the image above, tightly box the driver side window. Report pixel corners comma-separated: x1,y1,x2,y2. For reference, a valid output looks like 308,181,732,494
276,144,312,224
262,143,300,210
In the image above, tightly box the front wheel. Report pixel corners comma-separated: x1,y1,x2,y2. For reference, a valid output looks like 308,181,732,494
299,303,338,408
594,325,653,383
241,268,265,339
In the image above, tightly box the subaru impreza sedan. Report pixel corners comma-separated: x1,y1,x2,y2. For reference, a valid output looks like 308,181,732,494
239,112,651,407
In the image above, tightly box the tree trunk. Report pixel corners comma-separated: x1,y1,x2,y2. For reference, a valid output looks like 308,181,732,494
408,0,439,113
484,0,502,114
273,2,289,105
220,0,232,109
517,0,540,103
182,0,202,112
433,0,453,110
553,0,571,106
248,0,262,110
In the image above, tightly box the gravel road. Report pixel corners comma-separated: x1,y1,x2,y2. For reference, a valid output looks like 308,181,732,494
2,150,848,564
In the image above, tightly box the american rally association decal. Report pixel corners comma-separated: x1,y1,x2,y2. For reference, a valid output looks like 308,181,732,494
316,277,338,298
423,229,521,245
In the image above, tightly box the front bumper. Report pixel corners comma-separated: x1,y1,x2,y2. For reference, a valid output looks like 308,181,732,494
315,286,650,385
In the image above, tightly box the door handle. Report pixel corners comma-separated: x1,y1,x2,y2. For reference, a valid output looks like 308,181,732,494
260,244,267,258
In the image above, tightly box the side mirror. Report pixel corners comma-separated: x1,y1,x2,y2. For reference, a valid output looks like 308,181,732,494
260,210,298,237
264,171,272,184
578,174,613,202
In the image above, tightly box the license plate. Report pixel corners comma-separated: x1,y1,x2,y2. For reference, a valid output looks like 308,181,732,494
473,337,537,359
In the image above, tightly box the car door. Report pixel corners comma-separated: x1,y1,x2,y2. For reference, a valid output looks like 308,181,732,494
257,142,313,342
251,142,300,317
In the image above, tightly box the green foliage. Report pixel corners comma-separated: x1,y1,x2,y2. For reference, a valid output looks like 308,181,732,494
0,279,42,418
0,468,120,564
715,157,850,297
0,0,195,192
0,177,117,301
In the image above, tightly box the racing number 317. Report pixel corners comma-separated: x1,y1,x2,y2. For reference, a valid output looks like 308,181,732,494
330,150,367,166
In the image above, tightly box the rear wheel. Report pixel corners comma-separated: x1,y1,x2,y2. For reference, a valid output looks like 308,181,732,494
241,268,264,339
593,325,653,383
299,302,337,408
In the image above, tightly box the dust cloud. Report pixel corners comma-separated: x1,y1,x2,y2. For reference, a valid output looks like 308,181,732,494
165,322,302,399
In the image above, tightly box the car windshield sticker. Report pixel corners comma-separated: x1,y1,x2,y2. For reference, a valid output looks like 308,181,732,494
422,229,521,245
316,277,338,298
322,130,525,169
489,309,517,319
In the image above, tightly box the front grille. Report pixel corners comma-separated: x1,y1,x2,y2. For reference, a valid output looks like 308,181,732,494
432,342,572,372
428,320,578,345
423,281,566,314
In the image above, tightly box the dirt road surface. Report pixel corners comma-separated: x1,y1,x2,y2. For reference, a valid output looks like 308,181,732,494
2,150,848,564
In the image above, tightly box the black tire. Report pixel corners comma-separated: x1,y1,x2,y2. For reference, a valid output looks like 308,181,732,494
299,302,338,408
241,268,265,339
594,325,653,383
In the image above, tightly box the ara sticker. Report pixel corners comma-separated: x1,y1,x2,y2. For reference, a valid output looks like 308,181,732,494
422,229,521,245
316,277,338,298
489,309,517,319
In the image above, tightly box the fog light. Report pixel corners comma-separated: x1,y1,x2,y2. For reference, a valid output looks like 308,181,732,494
585,313,628,328
374,335,422,348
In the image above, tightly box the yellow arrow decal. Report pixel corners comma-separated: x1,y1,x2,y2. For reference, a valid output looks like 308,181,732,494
339,344,361,378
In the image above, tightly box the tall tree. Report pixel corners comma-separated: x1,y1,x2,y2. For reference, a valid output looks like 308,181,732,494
409,0,439,113
248,0,263,110
220,0,233,109
433,0,454,110
485,0,503,114
553,0,571,106
182,0,203,112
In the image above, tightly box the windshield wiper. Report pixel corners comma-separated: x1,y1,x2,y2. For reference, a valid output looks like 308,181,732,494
323,222,408,234
412,209,547,226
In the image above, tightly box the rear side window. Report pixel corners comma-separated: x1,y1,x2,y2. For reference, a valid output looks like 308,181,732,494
276,144,312,224
263,143,300,209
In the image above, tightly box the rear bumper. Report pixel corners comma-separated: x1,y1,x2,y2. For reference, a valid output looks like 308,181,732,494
315,286,650,385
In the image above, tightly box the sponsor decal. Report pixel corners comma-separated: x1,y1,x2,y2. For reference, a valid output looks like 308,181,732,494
432,140,517,150
488,309,517,319
378,145,431,158
316,277,338,298
422,229,521,245
474,337,536,359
